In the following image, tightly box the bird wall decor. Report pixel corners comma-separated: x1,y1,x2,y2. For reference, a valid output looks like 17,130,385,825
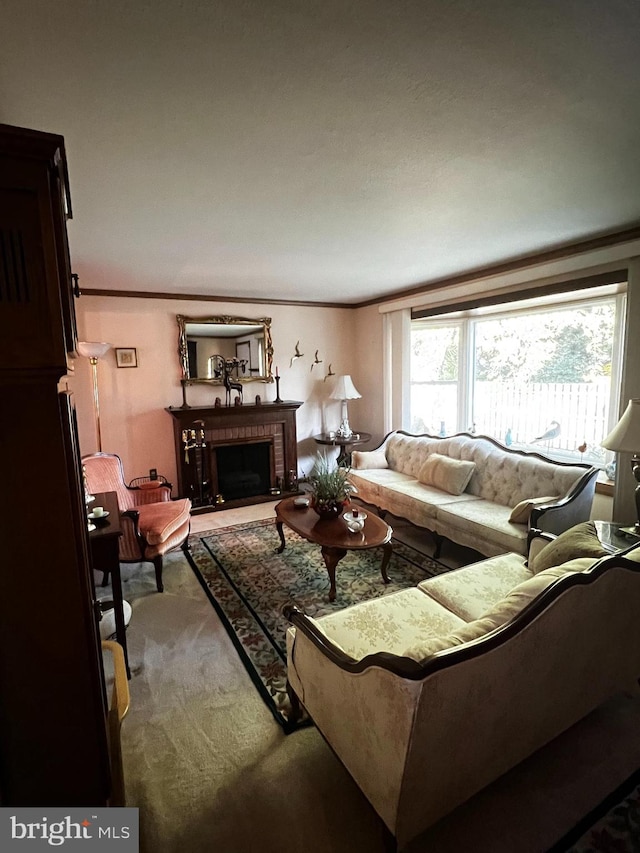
531,421,561,444
324,363,335,382
289,341,304,367
310,350,323,371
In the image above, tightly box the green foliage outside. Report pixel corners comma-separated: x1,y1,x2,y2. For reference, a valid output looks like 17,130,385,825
412,303,614,386
412,326,459,381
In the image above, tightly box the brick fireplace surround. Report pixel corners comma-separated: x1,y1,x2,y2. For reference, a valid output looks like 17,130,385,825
167,401,302,510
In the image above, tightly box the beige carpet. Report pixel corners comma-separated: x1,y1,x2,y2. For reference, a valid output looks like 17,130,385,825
111,508,640,853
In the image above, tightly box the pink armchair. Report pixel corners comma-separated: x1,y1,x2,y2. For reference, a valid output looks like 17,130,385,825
82,453,191,592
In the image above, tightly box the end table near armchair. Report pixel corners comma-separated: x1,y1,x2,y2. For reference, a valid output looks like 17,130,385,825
88,490,131,679
314,431,371,467
594,520,640,553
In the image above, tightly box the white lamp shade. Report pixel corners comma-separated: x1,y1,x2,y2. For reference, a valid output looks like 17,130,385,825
77,341,112,359
330,375,361,401
602,399,640,453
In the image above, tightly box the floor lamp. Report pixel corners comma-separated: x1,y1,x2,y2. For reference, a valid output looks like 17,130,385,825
77,341,112,452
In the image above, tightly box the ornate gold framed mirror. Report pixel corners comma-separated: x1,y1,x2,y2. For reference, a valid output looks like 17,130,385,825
177,315,273,383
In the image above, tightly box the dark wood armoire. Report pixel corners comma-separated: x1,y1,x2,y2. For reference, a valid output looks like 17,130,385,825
0,124,111,804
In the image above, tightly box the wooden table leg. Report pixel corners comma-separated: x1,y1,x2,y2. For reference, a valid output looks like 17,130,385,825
276,520,286,553
91,534,131,680
380,542,393,584
110,559,131,680
287,680,303,723
321,546,347,601
336,444,350,467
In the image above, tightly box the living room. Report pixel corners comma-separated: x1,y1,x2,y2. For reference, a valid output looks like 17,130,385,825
73,272,639,521
3,2,640,851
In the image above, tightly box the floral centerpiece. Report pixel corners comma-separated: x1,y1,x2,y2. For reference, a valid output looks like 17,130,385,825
308,453,356,520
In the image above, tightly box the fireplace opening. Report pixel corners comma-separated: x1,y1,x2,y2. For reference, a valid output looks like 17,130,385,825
214,441,272,500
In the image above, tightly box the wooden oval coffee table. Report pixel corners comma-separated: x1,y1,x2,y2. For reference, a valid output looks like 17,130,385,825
275,497,393,601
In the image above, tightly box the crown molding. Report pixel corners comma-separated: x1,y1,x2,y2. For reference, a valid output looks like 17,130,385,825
78,224,640,311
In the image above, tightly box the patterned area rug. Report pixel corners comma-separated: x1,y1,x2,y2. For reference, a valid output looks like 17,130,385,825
550,768,640,852
186,517,451,732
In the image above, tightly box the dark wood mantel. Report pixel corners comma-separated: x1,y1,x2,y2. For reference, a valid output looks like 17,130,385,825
167,401,302,510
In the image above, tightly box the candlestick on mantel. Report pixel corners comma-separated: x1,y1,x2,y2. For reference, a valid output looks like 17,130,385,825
274,375,282,403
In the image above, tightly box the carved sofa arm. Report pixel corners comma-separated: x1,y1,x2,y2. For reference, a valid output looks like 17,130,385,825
530,467,599,535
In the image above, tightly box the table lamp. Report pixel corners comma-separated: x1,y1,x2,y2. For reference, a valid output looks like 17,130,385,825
77,341,112,452
330,375,361,439
602,398,640,533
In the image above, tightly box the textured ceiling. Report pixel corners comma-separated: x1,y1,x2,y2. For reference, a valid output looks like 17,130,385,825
2,0,640,305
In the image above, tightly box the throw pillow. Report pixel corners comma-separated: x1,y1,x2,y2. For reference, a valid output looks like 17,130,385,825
475,564,573,623
417,453,475,496
509,495,559,524
351,449,389,470
402,558,596,663
625,545,640,563
528,521,608,575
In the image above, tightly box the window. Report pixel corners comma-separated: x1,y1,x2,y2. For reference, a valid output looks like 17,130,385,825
410,291,626,467
410,323,461,436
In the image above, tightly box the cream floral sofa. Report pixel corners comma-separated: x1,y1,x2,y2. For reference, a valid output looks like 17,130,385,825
285,524,640,851
349,431,598,558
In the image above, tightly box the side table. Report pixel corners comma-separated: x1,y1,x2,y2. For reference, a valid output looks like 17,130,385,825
594,520,640,554
314,431,372,467
88,490,130,679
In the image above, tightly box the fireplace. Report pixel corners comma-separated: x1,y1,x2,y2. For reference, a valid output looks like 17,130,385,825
166,401,302,510
212,439,274,501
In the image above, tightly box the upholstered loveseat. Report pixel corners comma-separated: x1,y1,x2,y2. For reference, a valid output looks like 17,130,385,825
285,525,640,851
349,431,598,558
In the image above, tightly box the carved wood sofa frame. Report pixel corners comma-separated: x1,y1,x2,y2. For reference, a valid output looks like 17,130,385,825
284,547,640,850
350,430,599,558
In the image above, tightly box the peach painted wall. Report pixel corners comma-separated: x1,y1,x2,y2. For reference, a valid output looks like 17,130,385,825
71,295,613,519
72,295,365,486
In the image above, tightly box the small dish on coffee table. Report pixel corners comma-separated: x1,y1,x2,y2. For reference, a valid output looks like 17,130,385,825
88,510,110,522
343,510,367,524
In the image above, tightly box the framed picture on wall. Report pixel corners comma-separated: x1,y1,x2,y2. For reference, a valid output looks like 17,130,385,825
115,347,138,368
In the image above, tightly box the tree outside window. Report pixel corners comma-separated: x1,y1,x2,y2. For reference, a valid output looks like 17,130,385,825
411,298,621,466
